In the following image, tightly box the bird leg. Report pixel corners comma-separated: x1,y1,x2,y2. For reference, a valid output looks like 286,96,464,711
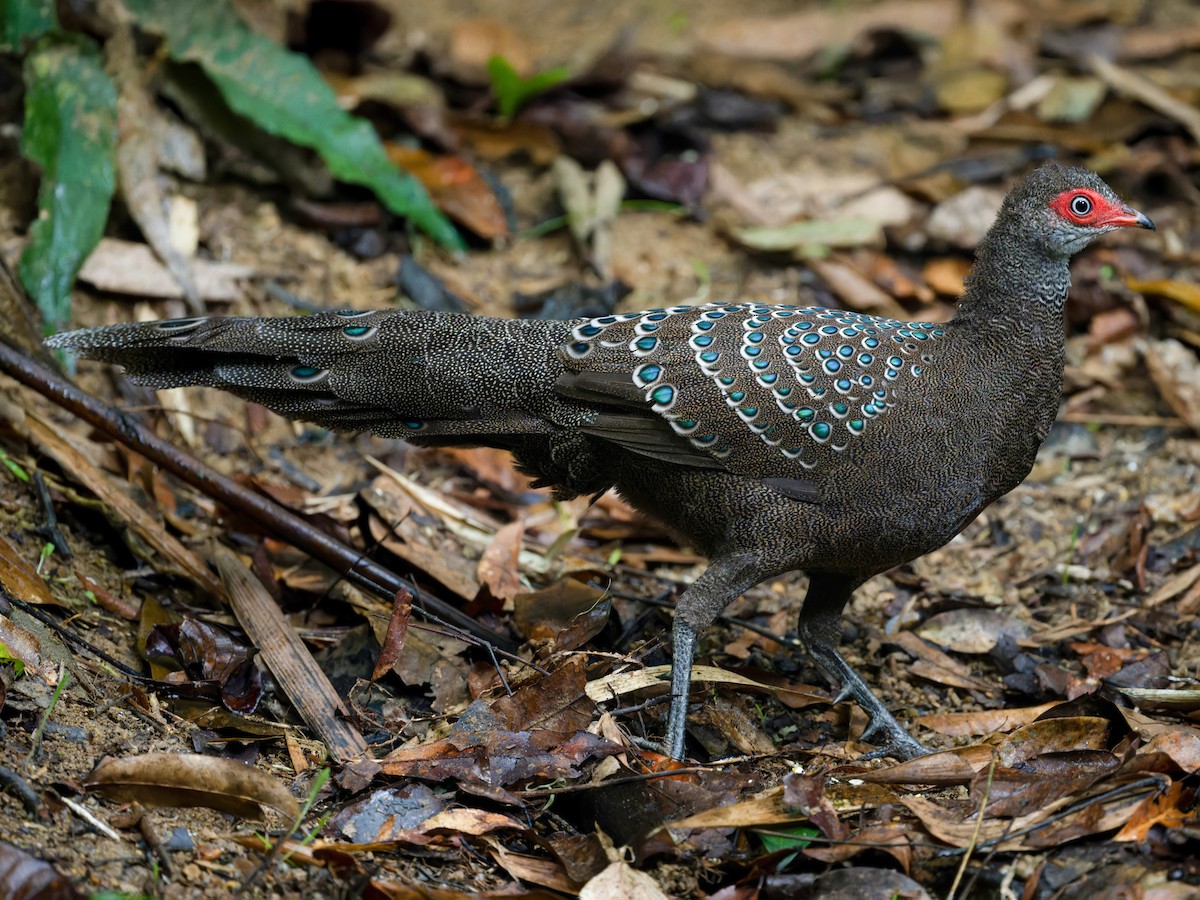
799,572,926,760
667,552,761,760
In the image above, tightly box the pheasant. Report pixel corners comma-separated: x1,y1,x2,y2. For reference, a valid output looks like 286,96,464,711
48,164,1154,760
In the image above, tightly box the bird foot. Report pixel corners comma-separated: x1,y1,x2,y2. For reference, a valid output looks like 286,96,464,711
806,639,928,761
856,723,928,762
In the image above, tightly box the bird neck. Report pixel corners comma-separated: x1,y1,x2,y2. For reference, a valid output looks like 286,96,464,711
942,224,1072,447
950,226,1072,334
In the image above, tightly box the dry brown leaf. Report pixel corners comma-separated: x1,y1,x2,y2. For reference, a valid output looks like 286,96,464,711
697,0,957,60
579,861,670,900
1128,277,1200,315
917,608,1029,654
446,114,561,166
512,578,609,650
997,716,1115,767
694,697,775,754
1143,338,1200,434
0,614,48,680
917,702,1058,738
925,186,1006,249
386,145,510,240
803,823,914,870
1086,306,1141,351
654,786,792,833
446,20,534,83
1138,730,1200,775
934,66,1009,114
488,840,580,894
922,257,972,296
0,840,81,900
0,533,66,609
419,808,526,836
216,547,377,780
859,746,995,786
807,257,908,318
1113,781,1189,842
898,794,1041,852
1035,75,1107,124
77,239,252,302
584,664,824,709
477,518,525,602
892,630,996,691
363,476,483,602
869,254,934,304
906,784,1145,851
371,588,413,682
85,752,299,820
1087,54,1200,145
24,415,220,595
1120,24,1200,61
439,446,537,495
110,19,202,313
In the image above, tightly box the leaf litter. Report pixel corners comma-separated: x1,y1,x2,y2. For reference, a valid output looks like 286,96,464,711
1,0,1200,896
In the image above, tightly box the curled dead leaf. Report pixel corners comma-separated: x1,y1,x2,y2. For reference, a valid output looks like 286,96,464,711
85,751,299,820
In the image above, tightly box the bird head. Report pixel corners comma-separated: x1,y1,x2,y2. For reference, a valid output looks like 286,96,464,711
1001,164,1155,258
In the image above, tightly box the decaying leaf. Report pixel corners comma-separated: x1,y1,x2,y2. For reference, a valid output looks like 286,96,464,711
0,532,67,609
371,588,413,682
917,607,1030,654
578,860,670,900
731,217,884,256
476,517,525,601
0,840,80,900
77,238,253,303
696,1,957,60
1143,338,1200,434
85,751,300,819
387,145,510,240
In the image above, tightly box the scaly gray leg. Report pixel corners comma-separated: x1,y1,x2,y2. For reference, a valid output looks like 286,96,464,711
799,572,926,760
666,553,761,760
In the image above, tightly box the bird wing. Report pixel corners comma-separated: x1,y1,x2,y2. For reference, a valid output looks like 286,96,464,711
556,302,945,500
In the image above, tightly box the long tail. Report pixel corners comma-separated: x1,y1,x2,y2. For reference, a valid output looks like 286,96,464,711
47,309,583,442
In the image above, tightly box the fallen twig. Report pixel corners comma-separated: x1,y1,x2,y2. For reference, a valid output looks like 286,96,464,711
0,338,517,652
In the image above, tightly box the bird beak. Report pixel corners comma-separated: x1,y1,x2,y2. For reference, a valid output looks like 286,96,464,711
1108,204,1156,231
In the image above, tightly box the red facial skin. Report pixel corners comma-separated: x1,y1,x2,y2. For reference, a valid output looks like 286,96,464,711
1049,188,1148,229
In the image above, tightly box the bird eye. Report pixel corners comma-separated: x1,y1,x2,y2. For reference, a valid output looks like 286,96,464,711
1070,194,1092,216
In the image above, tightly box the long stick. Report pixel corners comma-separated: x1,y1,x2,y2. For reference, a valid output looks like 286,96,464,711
0,338,516,652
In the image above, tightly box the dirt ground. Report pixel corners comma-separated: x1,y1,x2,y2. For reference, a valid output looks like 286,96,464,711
1,0,1199,897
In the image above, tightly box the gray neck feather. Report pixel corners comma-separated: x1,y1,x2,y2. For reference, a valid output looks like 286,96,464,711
952,224,1072,333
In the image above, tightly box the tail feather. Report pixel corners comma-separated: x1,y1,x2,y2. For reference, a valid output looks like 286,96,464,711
47,309,582,439
46,308,694,498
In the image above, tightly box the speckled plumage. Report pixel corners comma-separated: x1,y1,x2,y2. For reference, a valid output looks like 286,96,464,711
48,164,1154,760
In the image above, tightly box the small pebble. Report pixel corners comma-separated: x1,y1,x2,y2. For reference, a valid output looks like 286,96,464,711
163,827,195,852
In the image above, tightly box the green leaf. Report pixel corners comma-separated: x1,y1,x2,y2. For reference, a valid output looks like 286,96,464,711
757,824,817,854
0,640,27,677
487,56,523,122
487,55,570,121
756,824,818,870
1,0,57,48
0,448,30,483
19,37,117,332
124,0,462,250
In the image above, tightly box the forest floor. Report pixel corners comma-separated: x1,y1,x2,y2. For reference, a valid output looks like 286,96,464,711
0,0,1198,897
